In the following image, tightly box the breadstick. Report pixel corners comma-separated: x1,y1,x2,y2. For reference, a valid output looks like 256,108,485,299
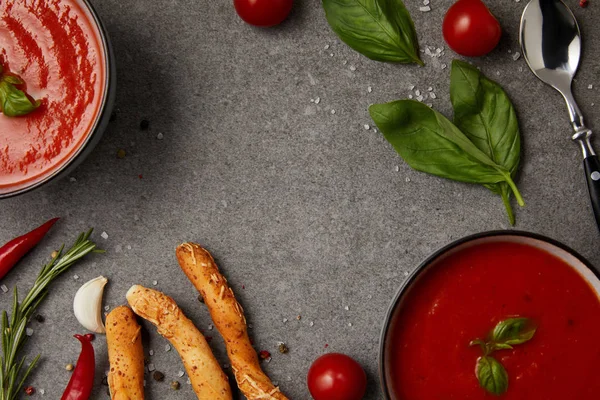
106,306,145,400
176,243,288,400
126,285,232,400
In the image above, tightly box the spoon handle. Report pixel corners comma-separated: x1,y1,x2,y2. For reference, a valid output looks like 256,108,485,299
583,155,600,229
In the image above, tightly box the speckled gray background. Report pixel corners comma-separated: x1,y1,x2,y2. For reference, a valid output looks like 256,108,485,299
1,0,599,399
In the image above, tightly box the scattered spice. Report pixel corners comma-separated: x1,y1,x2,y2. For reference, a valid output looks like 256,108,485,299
140,119,150,130
153,371,165,382
324,344,329,349
34,314,44,323
197,294,205,303
138,174,143,180
24,386,34,395
51,250,59,258
580,0,589,7
171,381,181,390
296,315,301,320
66,363,74,371
259,350,271,360
278,343,289,354
117,149,126,159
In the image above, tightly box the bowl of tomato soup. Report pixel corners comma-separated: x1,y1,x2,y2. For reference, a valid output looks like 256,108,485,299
380,231,600,400
0,0,115,198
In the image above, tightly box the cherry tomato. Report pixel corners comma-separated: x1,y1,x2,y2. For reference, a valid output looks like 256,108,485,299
307,353,367,400
442,0,502,57
234,0,293,27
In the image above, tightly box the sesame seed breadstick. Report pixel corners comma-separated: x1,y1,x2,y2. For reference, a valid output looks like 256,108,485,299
176,242,289,400
106,306,145,400
126,285,232,400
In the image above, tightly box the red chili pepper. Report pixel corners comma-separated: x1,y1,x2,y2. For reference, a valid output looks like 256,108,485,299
0,218,59,280
61,334,95,400
580,0,589,7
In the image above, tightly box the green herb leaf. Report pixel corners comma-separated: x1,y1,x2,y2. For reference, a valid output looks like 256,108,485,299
476,356,508,396
369,100,522,197
450,60,523,224
491,318,537,346
0,79,41,117
322,0,423,65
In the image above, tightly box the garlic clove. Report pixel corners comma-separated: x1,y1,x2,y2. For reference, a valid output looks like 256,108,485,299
73,276,108,334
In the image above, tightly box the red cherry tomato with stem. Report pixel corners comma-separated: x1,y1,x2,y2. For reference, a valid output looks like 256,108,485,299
442,0,502,57
234,0,293,27
307,353,367,400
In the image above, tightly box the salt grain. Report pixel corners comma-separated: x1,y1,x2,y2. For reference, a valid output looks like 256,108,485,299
73,275,79,281
430,92,437,99
408,95,414,99
0,285,8,293
512,52,521,61
410,85,415,90
156,132,164,140
309,321,314,327
441,63,447,69
331,109,336,114
419,5,431,11
69,177,77,183
415,90,421,96
349,65,356,71
344,305,349,311
588,84,594,89
423,0,430,4
104,306,110,311
149,350,154,356
363,124,370,130
152,280,158,286
148,363,155,372
39,389,45,395
101,232,109,240
395,166,399,172
283,318,288,323
165,344,171,352
177,371,185,377
208,324,214,330
26,328,34,336
405,177,411,182
348,323,352,327
428,87,433,92
416,95,424,102
315,97,321,104
367,86,372,93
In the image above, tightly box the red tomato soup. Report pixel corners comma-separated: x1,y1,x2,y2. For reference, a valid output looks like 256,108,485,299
387,241,600,400
0,0,105,191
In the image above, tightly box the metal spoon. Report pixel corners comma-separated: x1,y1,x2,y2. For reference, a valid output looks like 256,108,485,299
520,0,600,229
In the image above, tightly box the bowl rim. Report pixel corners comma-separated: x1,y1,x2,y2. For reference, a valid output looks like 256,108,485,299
0,0,114,199
378,230,600,400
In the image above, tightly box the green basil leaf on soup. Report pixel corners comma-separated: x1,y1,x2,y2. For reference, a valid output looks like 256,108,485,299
476,356,508,396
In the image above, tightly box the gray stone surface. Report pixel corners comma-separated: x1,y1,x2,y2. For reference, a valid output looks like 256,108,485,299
1,0,599,399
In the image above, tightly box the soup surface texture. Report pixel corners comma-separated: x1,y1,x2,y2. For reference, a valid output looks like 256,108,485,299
388,241,600,400
0,0,104,191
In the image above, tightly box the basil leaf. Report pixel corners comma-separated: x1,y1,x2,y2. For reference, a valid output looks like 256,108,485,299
450,60,523,224
322,0,423,65
0,80,41,117
476,356,508,396
369,100,521,191
491,318,537,346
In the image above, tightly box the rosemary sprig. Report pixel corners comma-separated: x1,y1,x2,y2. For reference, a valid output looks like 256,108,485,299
0,229,101,400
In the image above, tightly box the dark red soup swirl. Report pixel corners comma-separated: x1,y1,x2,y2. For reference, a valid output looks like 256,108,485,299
388,241,600,400
0,0,105,191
